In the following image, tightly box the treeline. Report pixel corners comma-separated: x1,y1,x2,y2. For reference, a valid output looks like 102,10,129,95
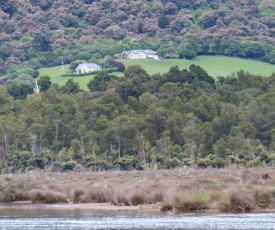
0,65,275,173
0,0,275,81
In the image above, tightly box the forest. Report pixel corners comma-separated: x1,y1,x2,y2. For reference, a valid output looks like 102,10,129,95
0,64,275,173
0,0,275,85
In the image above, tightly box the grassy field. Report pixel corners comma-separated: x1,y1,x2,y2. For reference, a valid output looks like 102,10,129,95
121,56,275,78
39,56,275,90
38,64,96,90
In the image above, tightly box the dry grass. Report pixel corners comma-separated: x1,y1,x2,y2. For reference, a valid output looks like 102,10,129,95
173,191,210,212
81,186,111,203
0,167,275,213
30,189,67,204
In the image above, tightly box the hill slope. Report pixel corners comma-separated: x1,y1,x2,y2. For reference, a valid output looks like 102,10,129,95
0,0,274,80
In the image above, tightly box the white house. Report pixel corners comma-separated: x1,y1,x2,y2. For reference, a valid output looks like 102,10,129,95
75,63,102,74
121,49,159,60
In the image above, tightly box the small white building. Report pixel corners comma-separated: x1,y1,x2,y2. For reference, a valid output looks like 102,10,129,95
121,49,159,60
75,63,102,74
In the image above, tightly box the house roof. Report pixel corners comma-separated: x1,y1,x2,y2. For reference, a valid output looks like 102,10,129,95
122,49,158,56
143,49,157,55
130,50,146,54
121,51,130,55
75,63,101,70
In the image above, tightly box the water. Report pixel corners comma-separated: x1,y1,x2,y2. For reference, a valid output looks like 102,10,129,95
0,204,275,229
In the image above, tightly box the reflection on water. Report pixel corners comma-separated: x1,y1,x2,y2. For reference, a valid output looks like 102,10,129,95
0,204,275,229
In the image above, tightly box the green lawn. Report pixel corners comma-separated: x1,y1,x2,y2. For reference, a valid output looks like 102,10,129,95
39,56,275,90
39,64,95,90
121,56,275,78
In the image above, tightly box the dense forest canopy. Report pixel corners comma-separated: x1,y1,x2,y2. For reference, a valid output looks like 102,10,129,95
0,0,274,79
0,64,275,173
0,0,275,173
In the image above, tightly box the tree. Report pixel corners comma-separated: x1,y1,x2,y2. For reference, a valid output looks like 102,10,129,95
37,76,52,92
158,14,169,29
0,43,13,67
7,83,34,100
87,72,118,92
64,79,80,94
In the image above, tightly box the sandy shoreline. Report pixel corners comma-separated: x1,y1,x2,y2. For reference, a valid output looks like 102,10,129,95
1,201,275,215
0,201,159,212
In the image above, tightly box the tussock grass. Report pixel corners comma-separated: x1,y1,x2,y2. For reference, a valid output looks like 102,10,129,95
0,188,29,202
30,189,67,204
1,168,275,213
81,186,111,203
173,191,210,212
217,189,255,213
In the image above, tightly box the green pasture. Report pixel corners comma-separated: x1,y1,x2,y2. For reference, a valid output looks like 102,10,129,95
39,64,95,90
39,56,275,90
120,56,275,78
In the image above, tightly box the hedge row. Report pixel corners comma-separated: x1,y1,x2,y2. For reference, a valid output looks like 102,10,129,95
62,67,118,77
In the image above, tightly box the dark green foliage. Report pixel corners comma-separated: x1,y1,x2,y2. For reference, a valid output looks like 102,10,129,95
27,158,45,169
1,64,275,173
7,83,34,100
0,0,274,77
37,75,52,92
106,59,125,72
87,72,118,92
114,156,138,170
61,161,77,171
64,78,80,94
63,68,118,77
158,14,169,29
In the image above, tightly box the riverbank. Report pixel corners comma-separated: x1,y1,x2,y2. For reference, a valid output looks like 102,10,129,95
1,167,275,213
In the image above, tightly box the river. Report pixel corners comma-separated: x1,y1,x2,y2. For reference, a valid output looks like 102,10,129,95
0,204,274,229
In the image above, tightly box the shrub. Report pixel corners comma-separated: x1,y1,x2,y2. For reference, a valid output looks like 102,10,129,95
197,159,208,168
27,158,45,169
62,161,77,171
106,59,126,72
247,158,262,167
114,156,138,170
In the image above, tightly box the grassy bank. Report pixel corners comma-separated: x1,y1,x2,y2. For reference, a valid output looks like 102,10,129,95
1,168,275,213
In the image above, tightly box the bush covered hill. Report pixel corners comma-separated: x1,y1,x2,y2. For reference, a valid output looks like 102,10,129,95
0,64,275,173
0,0,275,80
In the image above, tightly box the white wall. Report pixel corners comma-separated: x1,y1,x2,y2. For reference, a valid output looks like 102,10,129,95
147,54,159,60
128,51,147,59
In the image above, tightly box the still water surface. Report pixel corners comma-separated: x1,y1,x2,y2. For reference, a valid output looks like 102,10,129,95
0,204,275,229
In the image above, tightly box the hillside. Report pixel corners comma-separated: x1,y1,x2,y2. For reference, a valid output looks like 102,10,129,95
0,0,275,84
